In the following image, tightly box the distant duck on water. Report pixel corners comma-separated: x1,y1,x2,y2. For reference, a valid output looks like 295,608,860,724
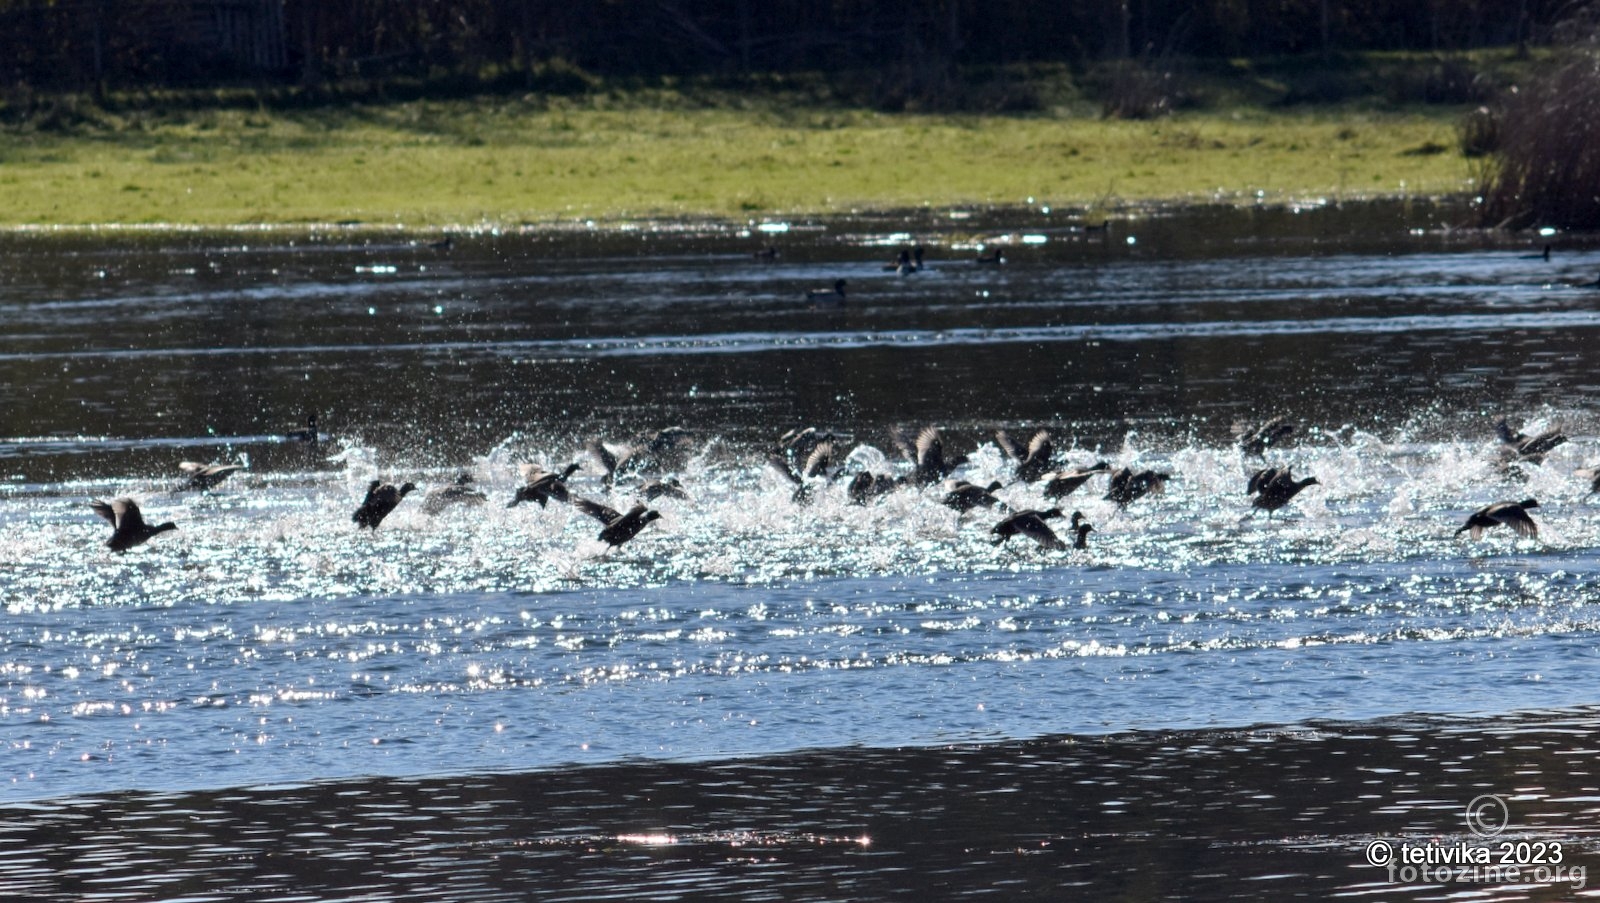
90,497,176,552
807,279,847,305
975,247,1005,265
285,414,320,444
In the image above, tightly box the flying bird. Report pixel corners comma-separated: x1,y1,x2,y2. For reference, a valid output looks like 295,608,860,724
422,473,488,515
352,480,417,530
1245,466,1320,518
177,461,245,491
1105,467,1171,508
90,497,177,552
1456,498,1540,540
1042,462,1112,500
991,507,1066,550
995,429,1055,483
508,462,581,508
571,497,662,549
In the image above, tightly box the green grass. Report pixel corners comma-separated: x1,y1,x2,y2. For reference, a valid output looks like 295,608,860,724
0,84,1477,227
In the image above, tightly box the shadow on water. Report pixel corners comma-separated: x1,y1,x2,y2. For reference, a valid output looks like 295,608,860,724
3,710,1599,901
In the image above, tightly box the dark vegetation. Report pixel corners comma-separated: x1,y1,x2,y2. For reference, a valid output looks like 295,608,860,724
0,0,1565,109
1472,11,1600,229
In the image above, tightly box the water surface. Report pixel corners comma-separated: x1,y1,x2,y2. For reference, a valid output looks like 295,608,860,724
3,200,1600,899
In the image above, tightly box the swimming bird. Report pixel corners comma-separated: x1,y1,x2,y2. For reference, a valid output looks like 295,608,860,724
177,461,245,491
1105,467,1171,508
1236,416,1295,457
941,479,1004,512
428,235,454,252
1496,418,1566,464
975,247,1005,265
883,248,913,273
285,414,320,444
995,429,1055,483
1520,244,1551,261
508,462,581,508
991,507,1066,550
352,480,416,530
1042,462,1112,500
571,498,661,549
753,245,778,262
807,279,847,305
1456,498,1540,540
892,426,969,486
90,497,177,552
1246,466,1319,518
422,473,488,515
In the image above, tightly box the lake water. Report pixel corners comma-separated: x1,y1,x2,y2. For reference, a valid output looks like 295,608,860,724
4,200,1600,899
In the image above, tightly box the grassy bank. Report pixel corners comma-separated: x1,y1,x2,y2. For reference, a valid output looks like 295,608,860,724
0,63,1487,227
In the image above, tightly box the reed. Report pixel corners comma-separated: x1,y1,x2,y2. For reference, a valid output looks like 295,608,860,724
1476,49,1600,228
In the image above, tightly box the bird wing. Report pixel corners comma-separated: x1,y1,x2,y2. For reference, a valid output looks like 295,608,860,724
585,440,620,476
890,428,919,464
994,430,1023,462
1246,467,1278,496
1493,504,1539,537
1521,430,1567,456
1026,430,1052,462
89,498,120,526
110,497,144,529
766,451,802,486
571,497,622,524
803,442,835,479
916,426,945,472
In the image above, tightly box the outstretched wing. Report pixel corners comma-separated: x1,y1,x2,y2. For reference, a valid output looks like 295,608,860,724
571,496,622,525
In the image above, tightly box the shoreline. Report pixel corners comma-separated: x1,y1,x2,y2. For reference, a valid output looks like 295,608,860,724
0,191,1481,236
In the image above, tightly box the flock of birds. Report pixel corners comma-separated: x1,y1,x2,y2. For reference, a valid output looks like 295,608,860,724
85,412,1569,556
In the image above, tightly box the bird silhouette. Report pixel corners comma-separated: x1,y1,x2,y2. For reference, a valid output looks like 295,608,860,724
571,498,661,549
1456,499,1540,540
508,462,581,508
177,461,245,491
995,429,1055,483
353,480,416,530
991,507,1066,550
1042,462,1112,500
1246,466,1319,518
90,497,176,552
